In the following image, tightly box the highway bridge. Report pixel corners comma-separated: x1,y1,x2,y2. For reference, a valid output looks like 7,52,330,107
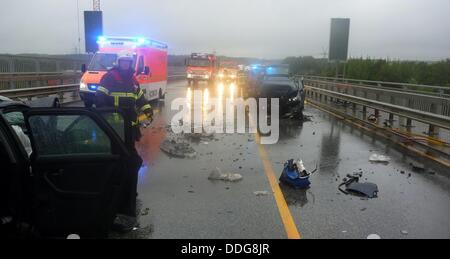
0,54,449,239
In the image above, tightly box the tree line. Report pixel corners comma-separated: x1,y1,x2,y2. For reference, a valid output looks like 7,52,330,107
284,57,450,87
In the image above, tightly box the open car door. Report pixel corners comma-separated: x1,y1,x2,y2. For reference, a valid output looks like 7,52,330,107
24,108,131,238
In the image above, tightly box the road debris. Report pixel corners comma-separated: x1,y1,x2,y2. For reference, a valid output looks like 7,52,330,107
401,230,409,236
279,159,317,189
339,172,379,198
254,191,269,196
410,162,425,172
369,154,391,163
160,139,196,158
141,208,150,216
208,168,243,182
67,234,81,239
367,234,381,239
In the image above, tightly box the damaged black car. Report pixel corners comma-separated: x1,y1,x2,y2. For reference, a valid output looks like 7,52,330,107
254,65,305,119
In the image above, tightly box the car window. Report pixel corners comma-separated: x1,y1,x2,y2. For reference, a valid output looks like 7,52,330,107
137,56,144,73
3,111,25,127
3,111,32,156
100,112,125,142
28,115,112,156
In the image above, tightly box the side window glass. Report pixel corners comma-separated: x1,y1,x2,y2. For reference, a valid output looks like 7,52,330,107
137,56,144,73
3,111,25,128
28,115,112,156
3,111,32,156
100,112,125,142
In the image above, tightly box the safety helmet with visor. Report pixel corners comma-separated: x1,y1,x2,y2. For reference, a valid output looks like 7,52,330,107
116,51,135,70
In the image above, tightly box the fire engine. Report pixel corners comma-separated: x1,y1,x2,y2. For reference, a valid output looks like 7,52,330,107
218,60,239,82
185,53,217,85
79,36,168,107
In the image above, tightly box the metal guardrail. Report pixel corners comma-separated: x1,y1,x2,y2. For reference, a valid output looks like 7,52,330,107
0,72,81,82
302,77,450,118
0,54,89,90
0,73,186,104
304,84,450,167
0,84,80,99
305,85,450,131
302,75,450,96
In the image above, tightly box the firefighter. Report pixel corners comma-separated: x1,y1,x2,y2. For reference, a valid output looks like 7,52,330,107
95,51,153,232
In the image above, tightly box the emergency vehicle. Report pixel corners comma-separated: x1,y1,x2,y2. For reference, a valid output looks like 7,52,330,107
217,60,239,82
79,36,168,107
185,53,217,85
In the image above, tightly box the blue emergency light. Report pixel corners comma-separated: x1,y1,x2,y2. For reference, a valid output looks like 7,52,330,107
137,37,146,44
88,84,98,91
97,36,107,44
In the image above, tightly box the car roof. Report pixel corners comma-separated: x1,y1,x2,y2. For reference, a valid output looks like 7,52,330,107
0,95,29,109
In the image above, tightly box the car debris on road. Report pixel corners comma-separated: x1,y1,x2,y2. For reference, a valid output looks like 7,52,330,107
208,167,243,182
339,172,379,198
254,191,270,196
369,154,391,163
279,159,317,189
160,139,197,158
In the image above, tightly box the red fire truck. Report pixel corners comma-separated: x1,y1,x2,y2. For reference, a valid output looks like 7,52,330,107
185,53,217,85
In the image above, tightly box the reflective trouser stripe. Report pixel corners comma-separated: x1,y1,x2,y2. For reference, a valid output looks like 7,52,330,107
137,90,144,99
110,92,136,98
114,96,119,107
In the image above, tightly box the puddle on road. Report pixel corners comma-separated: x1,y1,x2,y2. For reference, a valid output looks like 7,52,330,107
279,183,315,207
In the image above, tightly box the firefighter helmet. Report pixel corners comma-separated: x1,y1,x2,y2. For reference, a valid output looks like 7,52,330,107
116,51,134,63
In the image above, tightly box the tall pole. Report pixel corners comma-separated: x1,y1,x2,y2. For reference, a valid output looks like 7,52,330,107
93,0,101,11
76,0,81,54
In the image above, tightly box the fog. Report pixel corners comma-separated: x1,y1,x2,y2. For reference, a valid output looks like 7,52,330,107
1,0,449,60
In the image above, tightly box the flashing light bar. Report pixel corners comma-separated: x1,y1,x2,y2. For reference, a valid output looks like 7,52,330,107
96,36,168,49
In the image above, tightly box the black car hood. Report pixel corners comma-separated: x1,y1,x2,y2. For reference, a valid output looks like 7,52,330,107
259,77,299,98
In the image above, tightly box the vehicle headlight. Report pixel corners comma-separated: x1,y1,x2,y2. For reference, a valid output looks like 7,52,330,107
80,82,87,90
219,73,224,78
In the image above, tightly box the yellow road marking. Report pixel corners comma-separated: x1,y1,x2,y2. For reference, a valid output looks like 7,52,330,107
255,133,302,239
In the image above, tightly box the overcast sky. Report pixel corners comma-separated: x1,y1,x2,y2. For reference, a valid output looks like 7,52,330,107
1,0,449,60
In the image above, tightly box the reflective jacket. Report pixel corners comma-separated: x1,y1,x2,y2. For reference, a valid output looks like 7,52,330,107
95,68,152,127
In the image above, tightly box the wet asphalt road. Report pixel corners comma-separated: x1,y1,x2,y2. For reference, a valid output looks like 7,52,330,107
72,80,450,239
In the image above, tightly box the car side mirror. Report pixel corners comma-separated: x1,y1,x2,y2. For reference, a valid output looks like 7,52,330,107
144,66,151,76
81,64,87,73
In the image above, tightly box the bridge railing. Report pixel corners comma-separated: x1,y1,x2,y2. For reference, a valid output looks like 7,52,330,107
0,54,90,90
0,70,186,104
301,76,450,118
301,75,450,97
303,78,450,165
